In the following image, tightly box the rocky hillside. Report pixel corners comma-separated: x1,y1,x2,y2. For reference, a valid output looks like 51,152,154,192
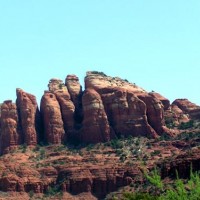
0,71,199,199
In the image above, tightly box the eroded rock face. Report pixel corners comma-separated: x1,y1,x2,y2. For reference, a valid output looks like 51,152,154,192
82,88,112,143
40,91,65,144
137,93,167,135
0,71,200,199
16,89,39,145
160,149,200,179
48,79,75,138
164,104,190,127
149,92,170,111
172,99,200,120
65,75,82,106
0,100,20,154
0,165,51,193
0,162,141,199
0,71,199,151
65,75,83,125
85,72,158,138
101,89,157,138
57,166,141,199
85,71,145,95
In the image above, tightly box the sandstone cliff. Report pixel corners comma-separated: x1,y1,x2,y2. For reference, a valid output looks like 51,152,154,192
0,100,20,154
0,71,199,199
0,71,199,153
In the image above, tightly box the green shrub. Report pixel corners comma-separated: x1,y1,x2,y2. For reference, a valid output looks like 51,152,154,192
145,167,200,200
178,120,194,130
39,148,46,159
151,150,161,156
21,144,27,153
91,71,107,76
44,186,60,197
29,190,34,198
145,167,163,190
122,192,158,200
165,118,176,129
110,139,124,149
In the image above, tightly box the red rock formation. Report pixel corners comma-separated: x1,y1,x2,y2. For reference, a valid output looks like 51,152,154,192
65,75,82,107
40,91,65,144
171,104,190,123
101,89,157,138
85,71,145,95
16,89,39,145
85,72,158,138
149,92,170,111
65,75,83,125
48,79,75,137
82,88,112,143
0,163,141,199
57,166,141,199
172,99,200,120
0,100,20,154
137,93,167,135
160,149,200,179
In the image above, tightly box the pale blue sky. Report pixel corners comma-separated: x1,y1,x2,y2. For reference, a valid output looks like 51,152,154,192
0,0,199,105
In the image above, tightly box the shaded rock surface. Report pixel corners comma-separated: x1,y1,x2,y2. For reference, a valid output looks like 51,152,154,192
101,89,157,138
164,104,190,127
0,100,20,154
160,149,200,179
16,89,40,145
65,75,83,126
48,79,75,140
137,93,167,135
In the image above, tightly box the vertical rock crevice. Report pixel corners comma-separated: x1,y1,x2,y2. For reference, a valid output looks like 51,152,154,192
48,78,75,142
65,75,83,129
137,93,166,135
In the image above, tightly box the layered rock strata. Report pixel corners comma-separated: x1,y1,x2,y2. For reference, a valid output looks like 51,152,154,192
0,164,140,199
